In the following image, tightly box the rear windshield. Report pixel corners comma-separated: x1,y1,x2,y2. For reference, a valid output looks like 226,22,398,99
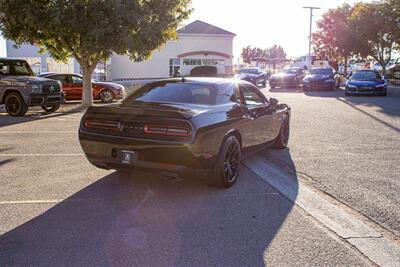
351,71,381,81
310,68,332,75
124,82,218,105
0,60,34,76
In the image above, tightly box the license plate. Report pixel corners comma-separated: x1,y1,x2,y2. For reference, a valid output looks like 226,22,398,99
120,150,137,164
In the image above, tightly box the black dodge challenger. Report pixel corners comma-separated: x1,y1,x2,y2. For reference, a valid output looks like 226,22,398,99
79,78,291,188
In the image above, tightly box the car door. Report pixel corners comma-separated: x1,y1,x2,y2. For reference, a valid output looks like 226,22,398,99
70,74,84,100
239,83,279,148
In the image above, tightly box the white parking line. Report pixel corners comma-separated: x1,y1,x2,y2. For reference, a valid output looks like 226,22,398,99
0,153,85,157
0,131,77,134
0,199,64,204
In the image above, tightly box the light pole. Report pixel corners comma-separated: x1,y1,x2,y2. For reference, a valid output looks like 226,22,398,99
303,6,320,68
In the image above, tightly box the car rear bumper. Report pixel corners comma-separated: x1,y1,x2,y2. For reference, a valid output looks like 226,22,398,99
28,94,63,106
79,131,213,177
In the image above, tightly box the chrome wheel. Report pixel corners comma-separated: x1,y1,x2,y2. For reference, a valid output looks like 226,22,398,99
100,90,114,103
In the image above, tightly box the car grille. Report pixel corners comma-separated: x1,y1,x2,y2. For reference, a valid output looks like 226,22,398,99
43,84,61,94
46,96,61,103
358,87,373,92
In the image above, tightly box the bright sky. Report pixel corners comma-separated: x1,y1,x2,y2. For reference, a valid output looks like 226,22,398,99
187,0,370,61
0,1,371,60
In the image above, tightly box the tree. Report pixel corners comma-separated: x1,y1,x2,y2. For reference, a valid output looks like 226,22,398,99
313,4,355,75
350,1,399,74
265,45,286,71
241,46,252,64
241,45,286,69
0,0,192,107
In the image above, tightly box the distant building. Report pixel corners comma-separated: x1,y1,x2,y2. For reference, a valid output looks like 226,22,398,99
111,20,236,80
3,20,235,81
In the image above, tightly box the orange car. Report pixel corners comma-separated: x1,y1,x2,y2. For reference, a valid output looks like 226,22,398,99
38,73,125,103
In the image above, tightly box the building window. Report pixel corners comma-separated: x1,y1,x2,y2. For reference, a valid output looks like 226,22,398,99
183,59,202,65
183,58,225,66
169,58,180,77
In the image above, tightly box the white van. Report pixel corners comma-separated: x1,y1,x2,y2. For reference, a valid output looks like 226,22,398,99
291,55,330,70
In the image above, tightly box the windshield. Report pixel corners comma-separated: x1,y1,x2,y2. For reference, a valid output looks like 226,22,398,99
282,68,299,74
0,60,34,76
310,68,332,75
239,69,259,74
123,82,218,105
351,71,381,81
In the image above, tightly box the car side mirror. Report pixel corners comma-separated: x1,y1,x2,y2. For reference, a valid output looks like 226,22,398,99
270,98,278,106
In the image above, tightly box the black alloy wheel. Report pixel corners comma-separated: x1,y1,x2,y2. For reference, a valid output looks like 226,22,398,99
209,135,241,188
41,104,61,112
274,115,290,149
100,89,114,103
5,92,28,117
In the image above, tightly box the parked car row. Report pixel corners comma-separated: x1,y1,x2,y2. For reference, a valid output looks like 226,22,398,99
0,58,126,116
236,65,387,96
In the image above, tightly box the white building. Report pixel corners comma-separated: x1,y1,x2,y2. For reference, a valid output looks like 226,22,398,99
111,20,236,80
2,20,235,81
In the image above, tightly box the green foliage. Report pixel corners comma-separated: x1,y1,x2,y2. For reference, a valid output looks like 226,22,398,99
0,0,192,106
350,1,399,72
313,4,354,61
241,45,286,64
314,0,400,73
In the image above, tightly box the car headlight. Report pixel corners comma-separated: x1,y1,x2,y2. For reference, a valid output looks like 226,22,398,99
347,84,357,89
375,84,385,88
31,85,42,93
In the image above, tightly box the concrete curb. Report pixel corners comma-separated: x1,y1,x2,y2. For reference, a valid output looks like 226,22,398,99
244,155,400,266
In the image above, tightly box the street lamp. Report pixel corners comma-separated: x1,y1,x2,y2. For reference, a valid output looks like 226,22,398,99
303,6,320,68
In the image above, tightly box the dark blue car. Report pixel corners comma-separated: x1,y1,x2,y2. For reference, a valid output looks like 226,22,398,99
345,70,387,96
303,67,340,91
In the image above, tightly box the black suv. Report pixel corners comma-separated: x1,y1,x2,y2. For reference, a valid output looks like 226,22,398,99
0,58,63,116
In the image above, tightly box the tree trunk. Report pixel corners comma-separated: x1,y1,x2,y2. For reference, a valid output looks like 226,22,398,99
344,56,348,76
81,64,94,108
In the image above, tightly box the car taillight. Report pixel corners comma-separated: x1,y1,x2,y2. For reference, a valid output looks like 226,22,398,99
144,124,191,137
84,119,120,131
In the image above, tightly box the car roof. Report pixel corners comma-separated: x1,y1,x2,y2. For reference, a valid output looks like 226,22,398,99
0,57,29,62
38,72,80,76
311,67,331,70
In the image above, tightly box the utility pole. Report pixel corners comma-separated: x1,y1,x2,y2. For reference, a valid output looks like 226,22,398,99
303,6,320,69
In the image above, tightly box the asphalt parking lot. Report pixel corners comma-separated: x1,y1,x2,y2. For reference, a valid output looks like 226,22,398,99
0,86,399,266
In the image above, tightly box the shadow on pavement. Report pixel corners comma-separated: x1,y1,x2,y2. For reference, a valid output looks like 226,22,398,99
0,158,16,168
269,87,303,93
0,106,84,128
303,89,400,131
0,149,298,266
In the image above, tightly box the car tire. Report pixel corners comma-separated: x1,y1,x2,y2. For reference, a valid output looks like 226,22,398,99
41,104,61,113
99,89,114,103
208,135,241,188
274,115,290,149
5,92,28,117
